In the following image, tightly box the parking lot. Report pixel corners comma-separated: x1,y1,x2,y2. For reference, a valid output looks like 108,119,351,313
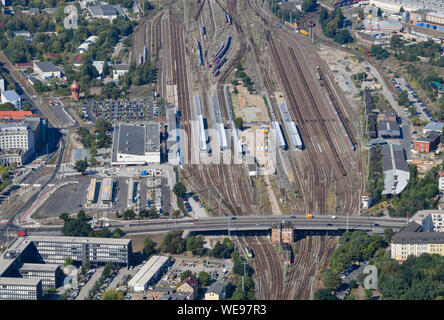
393,78,432,122
86,98,158,124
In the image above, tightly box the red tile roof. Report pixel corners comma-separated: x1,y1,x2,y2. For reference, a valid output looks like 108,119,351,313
0,111,37,120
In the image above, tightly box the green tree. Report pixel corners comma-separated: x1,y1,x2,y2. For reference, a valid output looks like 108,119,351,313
173,182,186,198
143,236,157,257
322,270,342,290
74,159,89,175
59,212,69,221
302,0,317,13
64,257,73,267
123,209,135,220
180,270,195,282
101,288,124,300
234,117,244,130
334,29,354,45
112,228,124,238
398,90,410,108
198,271,211,286
314,289,337,300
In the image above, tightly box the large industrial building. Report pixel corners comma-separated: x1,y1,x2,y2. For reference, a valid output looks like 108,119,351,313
380,144,410,195
111,123,161,165
370,0,444,13
128,255,169,292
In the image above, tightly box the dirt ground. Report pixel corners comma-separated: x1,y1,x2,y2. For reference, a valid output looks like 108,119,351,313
229,84,269,122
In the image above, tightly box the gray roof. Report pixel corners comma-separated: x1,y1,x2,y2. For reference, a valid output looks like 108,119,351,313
145,123,160,153
19,263,60,272
207,280,228,295
34,61,59,73
392,231,444,244
415,131,440,143
118,124,146,155
378,120,400,137
0,277,41,286
113,64,130,71
160,293,187,300
27,235,131,246
1,90,20,102
381,144,409,173
89,5,121,16
423,122,444,132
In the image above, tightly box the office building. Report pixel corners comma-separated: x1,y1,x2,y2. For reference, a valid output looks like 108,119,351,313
27,236,132,267
0,277,42,300
410,210,444,233
19,263,61,292
0,124,35,165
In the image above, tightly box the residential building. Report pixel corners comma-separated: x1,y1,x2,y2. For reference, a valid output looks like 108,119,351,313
413,131,440,153
111,123,161,166
113,64,130,80
1,90,21,110
159,293,187,300
205,280,229,300
0,124,35,165
177,276,199,300
440,172,444,192
0,277,42,300
33,61,61,80
380,144,410,195
19,263,62,292
127,255,169,293
391,222,444,262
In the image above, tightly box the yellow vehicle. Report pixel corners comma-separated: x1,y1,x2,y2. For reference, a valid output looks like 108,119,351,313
306,213,313,219
300,29,309,36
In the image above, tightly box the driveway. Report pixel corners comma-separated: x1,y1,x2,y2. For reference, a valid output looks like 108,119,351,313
76,267,104,300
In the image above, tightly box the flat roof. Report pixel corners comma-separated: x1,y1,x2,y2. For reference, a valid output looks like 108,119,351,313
145,123,160,153
33,61,59,73
0,277,41,286
27,235,131,246
117,124,146,155
128,255,168,288
414,131,440,143
19,263,60,272
1,90,20,101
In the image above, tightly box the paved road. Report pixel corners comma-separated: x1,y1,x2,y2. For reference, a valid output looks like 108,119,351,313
76,267,104,300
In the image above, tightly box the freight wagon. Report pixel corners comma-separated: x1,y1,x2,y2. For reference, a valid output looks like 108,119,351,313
300,29,309,36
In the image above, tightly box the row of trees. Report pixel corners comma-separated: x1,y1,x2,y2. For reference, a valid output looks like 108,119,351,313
60,210,124,238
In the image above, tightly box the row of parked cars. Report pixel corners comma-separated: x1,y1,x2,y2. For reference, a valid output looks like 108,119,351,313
87,98,157,123
92,269,119,300
392,78,434,121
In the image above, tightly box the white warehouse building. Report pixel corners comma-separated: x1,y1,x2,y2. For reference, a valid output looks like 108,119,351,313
128,255,169,292
111,123,161,166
